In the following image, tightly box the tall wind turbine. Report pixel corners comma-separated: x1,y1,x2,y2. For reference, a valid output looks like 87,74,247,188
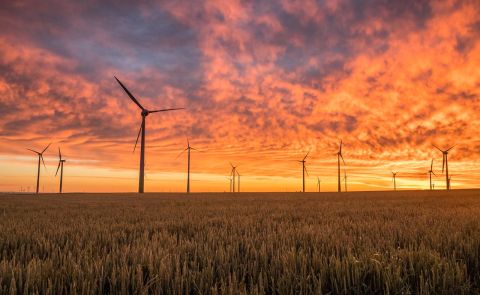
392,172,397,191
177,139,199,193
230,163,237,193
433,144,455,190
337,140,345,192
55,148,66,193
428,159,436,190
27,143,51,194
317,177,321,193
298,151,309,192
115,76,184,193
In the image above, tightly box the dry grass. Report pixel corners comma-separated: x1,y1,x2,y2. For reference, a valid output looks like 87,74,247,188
1,190,480,294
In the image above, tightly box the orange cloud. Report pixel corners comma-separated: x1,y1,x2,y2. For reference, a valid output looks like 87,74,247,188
0,0,479,192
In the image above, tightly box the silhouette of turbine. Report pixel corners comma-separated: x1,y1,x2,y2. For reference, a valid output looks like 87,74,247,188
55,147,66,193
317,177,321,193
27,143,51,194
298,151,309,192
177,138,199,193
428,159,436,190
392,171,397,191
237,170,241,193
230,163,238,193
337,140,345,192
433,144,455,190
115,76,184,193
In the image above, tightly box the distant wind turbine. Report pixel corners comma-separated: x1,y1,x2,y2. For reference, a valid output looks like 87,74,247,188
317,177,321,193
115,76,184,193
55,148,66,193
433,144,455,190
298,151,309,192
428,159,436,190
337,141,345,192
27,143,51,194
177,138,199,193
230,163,237,193
392,172,397,191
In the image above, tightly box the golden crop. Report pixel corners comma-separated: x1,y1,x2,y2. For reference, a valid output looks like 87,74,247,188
0,191,479,294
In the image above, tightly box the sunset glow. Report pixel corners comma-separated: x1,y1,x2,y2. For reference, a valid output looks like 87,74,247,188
0,0,479,192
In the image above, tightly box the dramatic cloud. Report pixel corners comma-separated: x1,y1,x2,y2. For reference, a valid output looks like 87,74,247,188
0,0,479,192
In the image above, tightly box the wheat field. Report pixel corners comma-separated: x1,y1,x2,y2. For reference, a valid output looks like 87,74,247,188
0,190,479,294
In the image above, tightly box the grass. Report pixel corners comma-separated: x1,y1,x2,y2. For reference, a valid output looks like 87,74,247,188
0,190,479,294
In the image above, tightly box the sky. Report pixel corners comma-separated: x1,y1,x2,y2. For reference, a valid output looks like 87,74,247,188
0,0,479,193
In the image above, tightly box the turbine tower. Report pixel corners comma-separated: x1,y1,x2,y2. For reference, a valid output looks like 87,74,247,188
433,144,455,190
230,163,237,193
428,159,436,190
55,147,66,193
27,143,51,194
392,172,397,191
298,151,309,192
115,76,184,193
337,140,345,192
177,139,198,193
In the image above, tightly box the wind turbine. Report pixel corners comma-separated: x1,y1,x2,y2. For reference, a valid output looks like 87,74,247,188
433,144,455,190
337,140,345,192
392,172,397,191
115,76,184,193
230,163,237,192
237,170,241,193
177,139,199,193
55,148,66,193
428,159,436,190
317,177,321,193
27,143,51,194
298,151,309,192
343,169,348,192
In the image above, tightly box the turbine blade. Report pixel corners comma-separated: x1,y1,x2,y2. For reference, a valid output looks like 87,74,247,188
55,161,61,176
304,166,309,176
133,123,142,153
27,148,40,154
430,159,433,171
442,154,445,173
432,144,443,152
190,147,202,152
340,154,346,165
446,145,456,152
175,148,188,160
42,142,51,154
149,108,185,113
339,140,343,154
303,150,310,161
114,76,144,110
58,147,62,160
40,155,46,170
432,172,437,176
